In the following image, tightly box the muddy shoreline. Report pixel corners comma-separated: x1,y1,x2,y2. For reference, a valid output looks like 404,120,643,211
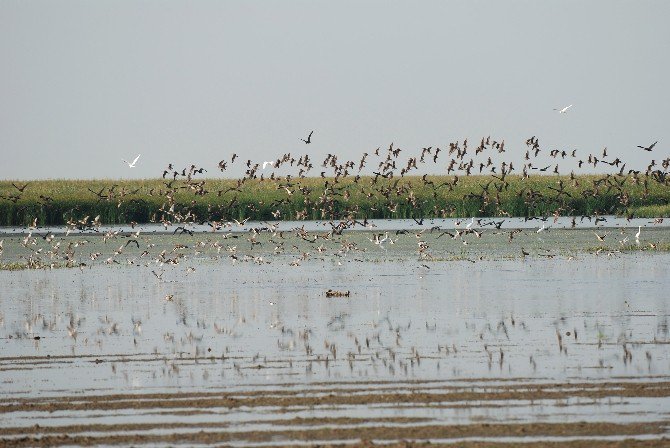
2,380,669,446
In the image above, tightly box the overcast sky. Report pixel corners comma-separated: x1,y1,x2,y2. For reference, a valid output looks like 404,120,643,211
1,0,668,180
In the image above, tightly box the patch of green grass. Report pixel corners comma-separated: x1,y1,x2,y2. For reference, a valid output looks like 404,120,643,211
628,204,670,218
618,242,670,252
0,262,30,271
584,242,670,253
1,174,669,226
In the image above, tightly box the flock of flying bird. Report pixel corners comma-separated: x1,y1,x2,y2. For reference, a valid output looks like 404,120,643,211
2,112,669,383
1,111,668,272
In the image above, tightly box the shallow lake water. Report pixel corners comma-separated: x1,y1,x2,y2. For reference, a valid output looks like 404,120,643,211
1,220,669,445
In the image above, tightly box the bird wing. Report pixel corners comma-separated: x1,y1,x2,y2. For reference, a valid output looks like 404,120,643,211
132,154,141,165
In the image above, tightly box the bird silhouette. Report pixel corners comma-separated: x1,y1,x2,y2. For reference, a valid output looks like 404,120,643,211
301,131,314,144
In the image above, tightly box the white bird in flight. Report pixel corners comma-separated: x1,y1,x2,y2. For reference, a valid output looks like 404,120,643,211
122,154,141,168
554,104,573,114
262,161,275,169
370,232,389,247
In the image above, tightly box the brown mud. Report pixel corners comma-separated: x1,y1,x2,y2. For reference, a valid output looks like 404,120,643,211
1,379,669,446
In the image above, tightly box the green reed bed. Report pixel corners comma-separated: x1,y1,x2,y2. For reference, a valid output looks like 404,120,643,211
630,204,670,218
0,174,668,226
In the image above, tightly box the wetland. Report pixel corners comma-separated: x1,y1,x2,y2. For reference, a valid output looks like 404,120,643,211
1,139,669,445
1,218,669,446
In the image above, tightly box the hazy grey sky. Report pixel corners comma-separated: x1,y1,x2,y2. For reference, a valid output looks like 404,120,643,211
1,0,668,180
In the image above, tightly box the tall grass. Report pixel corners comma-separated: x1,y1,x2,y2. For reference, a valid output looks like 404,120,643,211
0,174,668,226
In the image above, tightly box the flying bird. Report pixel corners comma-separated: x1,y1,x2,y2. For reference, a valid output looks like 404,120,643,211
122,154,141,168
593,231,607,242
262,161,275,169
12,182,29,193
301,131,314,144
637,141,658,152
554,104,573,114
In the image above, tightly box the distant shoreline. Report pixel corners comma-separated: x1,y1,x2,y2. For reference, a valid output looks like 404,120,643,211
1,174,668,226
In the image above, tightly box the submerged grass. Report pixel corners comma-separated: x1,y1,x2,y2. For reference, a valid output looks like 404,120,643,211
584,243,670,253
0,174,668,226
0,262,31,271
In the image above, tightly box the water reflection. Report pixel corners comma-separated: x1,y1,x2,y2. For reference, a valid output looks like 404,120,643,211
1,247,669,395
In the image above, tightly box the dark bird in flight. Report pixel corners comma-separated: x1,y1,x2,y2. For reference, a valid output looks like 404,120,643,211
301,131,314,144
173,226,194,236
12,182,29,193
637,141,658,152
